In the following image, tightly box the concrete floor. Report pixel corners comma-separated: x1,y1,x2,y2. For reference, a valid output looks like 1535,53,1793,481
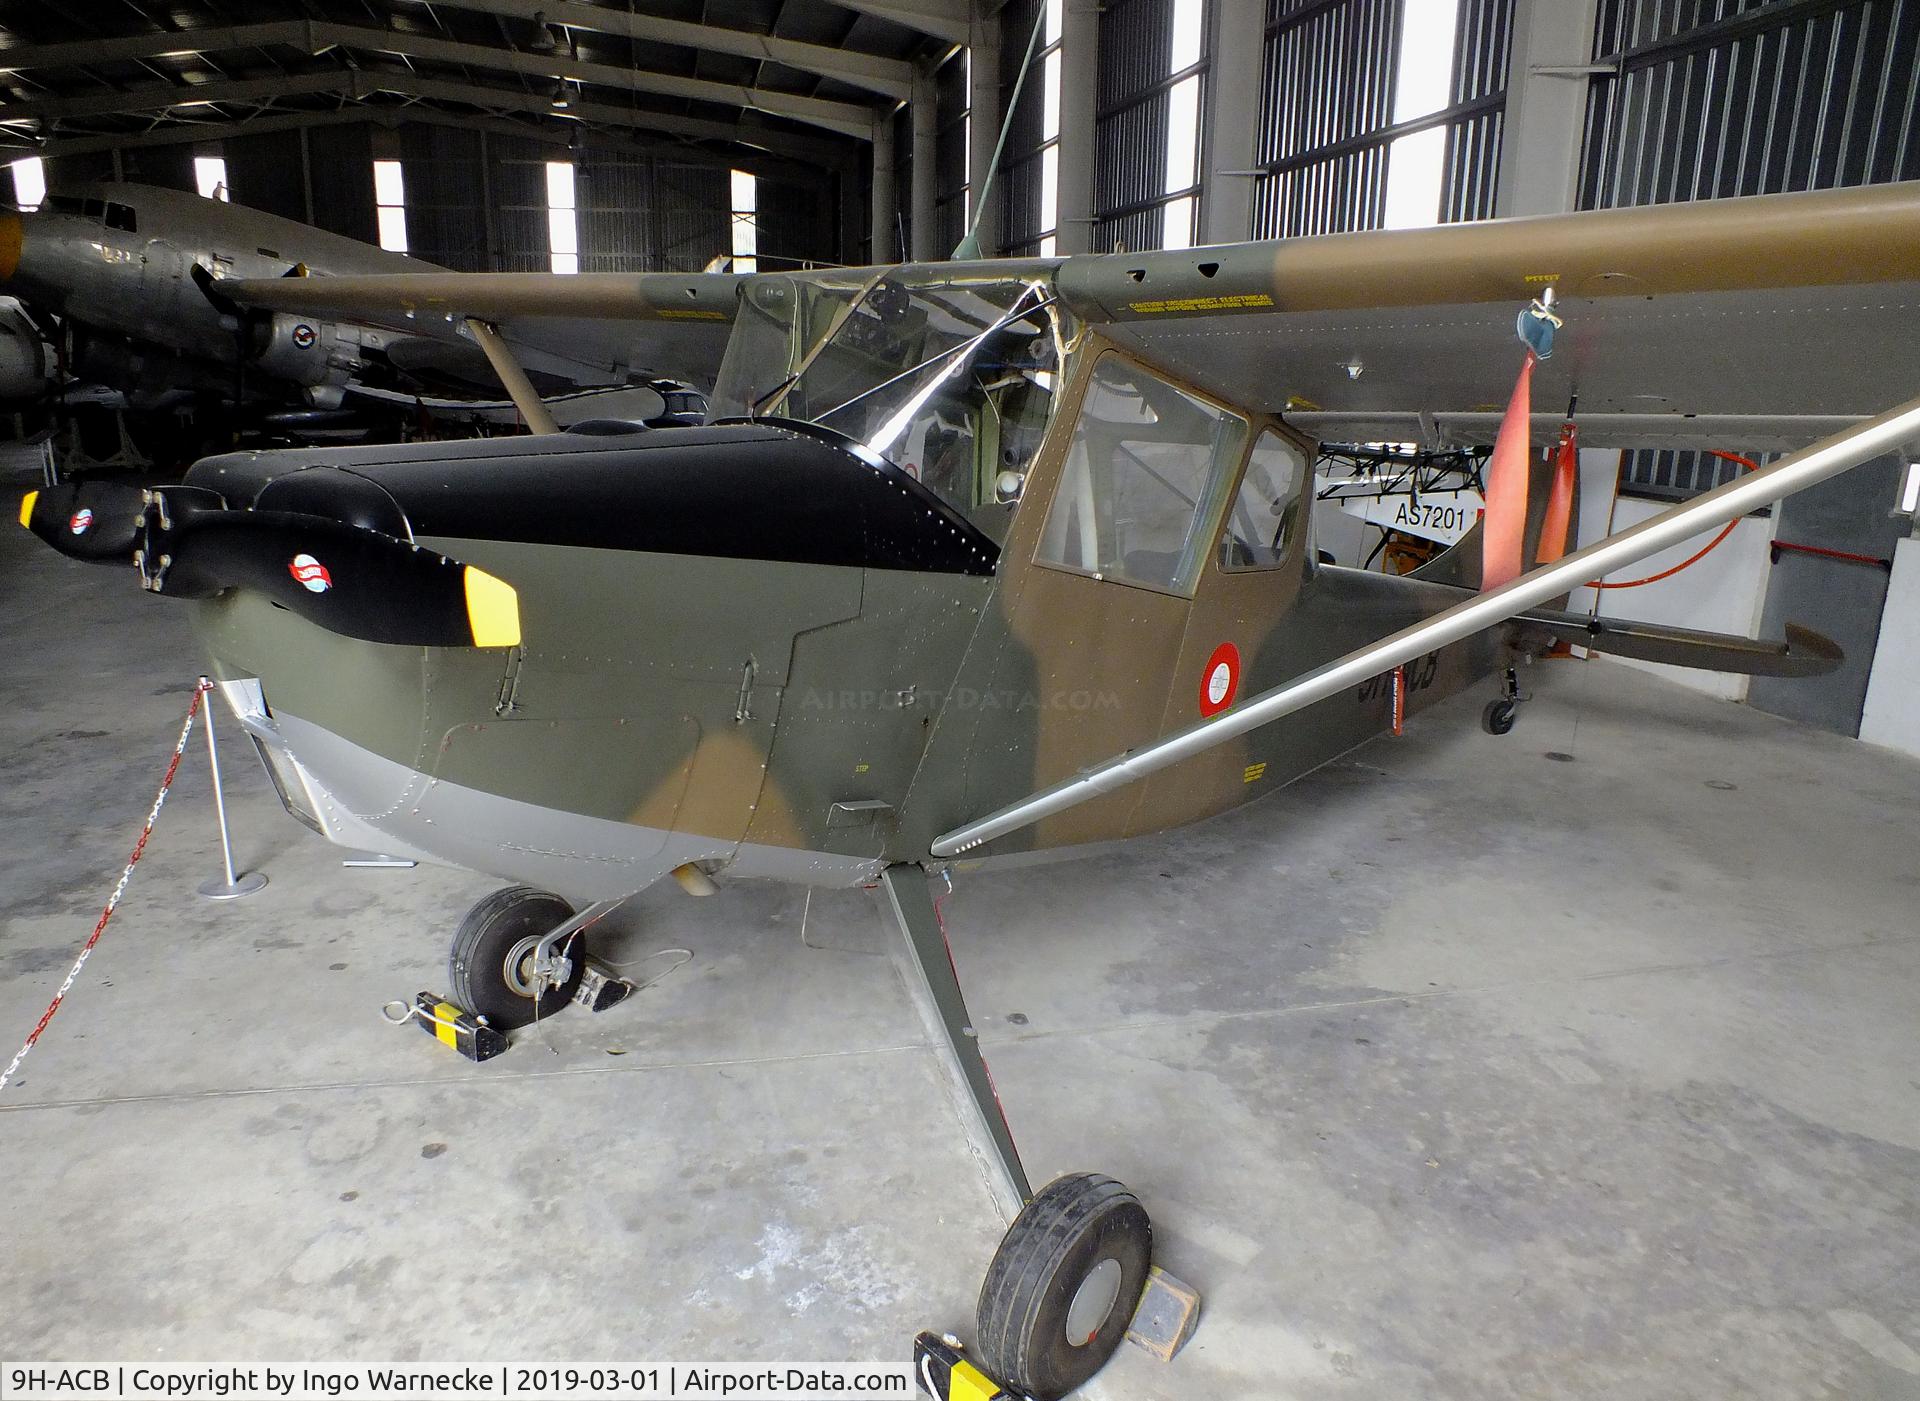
4,497,1919,1399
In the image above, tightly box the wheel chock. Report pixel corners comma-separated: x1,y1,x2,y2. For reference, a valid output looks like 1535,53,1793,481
573,960,636,1013
406,992,509,1063
911,1333,1012,1401
1124,1264,1202,1362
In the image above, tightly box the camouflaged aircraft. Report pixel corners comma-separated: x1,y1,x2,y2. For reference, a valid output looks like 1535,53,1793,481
20,179,1920,1401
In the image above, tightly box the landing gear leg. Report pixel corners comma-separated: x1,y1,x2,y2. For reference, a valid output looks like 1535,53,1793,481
878,865,1031,1217
880,865,1161,1400
1482,663,1523,736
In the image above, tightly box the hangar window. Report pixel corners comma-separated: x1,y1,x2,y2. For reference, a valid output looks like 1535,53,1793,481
729,170,758,273
1038,353,1246,595
1160,0,1205,250
372,160,409,253
194,156,229,202
9,157,44,212
546,161,578,274
1038,0,1063,255
1220,430,1306,570
1381,0,1461,229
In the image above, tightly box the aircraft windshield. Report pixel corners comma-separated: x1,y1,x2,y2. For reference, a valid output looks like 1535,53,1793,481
710,270,1072,541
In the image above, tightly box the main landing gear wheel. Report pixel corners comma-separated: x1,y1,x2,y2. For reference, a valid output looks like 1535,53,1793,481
975,1173,1153,1401
448,886,584,1030
1481,697,1518,735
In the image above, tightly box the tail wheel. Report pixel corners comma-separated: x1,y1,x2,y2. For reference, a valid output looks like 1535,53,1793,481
448,886,584,1030
1481,697,1518,735
975,1173,1152,1400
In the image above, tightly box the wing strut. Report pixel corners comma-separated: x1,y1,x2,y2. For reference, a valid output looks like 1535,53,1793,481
465,317,560,435
931,392,1920,859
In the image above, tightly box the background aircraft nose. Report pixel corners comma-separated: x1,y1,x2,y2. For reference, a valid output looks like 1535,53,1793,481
0,211,20,282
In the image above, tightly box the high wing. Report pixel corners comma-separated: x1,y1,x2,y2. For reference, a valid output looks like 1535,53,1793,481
224,182,1920,447
1051,181,1920,450
223,269,747,393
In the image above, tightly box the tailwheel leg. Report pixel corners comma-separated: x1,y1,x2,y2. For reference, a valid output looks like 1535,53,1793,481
880,866,1160,1399
1482,664,1523,736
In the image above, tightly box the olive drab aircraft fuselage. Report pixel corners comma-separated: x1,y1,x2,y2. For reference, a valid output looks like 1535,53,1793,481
175,271,1513,901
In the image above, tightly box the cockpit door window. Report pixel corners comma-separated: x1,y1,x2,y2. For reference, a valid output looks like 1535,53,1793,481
1035,353,1247,597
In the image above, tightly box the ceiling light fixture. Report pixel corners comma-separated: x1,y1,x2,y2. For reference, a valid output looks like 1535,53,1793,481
549,78,572,110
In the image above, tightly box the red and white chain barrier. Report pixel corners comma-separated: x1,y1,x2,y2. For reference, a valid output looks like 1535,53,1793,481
0,680,211,1093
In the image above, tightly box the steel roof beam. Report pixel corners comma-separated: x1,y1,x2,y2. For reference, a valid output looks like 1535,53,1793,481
830,2,969,45
373,0,916,100
0,70,850,164
0,20,885,139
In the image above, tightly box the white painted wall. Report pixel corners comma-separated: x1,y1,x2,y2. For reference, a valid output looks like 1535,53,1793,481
1859,536,1920,758
1564,450,1777,701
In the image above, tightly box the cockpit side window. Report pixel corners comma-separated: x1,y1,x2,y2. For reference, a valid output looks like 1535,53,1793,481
1036,353,1247,597
105,202,137,232
1220,429,1306,570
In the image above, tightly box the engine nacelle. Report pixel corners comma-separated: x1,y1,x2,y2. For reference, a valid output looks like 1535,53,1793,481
250,314,358,394
0,301,54,404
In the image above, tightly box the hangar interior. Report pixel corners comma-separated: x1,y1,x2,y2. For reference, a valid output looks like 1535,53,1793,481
3,1,1920,1398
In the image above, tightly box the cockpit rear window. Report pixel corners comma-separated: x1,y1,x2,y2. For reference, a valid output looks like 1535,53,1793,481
105,202,136,232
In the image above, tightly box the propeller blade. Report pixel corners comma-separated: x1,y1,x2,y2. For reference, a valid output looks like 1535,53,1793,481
1480,351,1534,589
20,480,151,560
140,504,520,649
19,483,517,648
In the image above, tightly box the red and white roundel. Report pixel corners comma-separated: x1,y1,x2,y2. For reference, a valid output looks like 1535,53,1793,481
1199,642,1240,717
68,507,94,535
288,553,332,593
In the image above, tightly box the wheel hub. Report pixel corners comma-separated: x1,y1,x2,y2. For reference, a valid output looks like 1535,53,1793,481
503,933,571,997
1064,1256,1122,1347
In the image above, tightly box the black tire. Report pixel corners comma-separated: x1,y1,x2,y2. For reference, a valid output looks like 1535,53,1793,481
448,886,584,1030
975,1173,1152,1401
1481,698,1517,736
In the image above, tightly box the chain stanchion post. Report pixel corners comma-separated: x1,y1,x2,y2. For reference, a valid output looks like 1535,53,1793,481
195,675,267,901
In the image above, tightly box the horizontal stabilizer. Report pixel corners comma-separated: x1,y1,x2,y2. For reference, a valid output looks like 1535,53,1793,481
1512,608,1843,678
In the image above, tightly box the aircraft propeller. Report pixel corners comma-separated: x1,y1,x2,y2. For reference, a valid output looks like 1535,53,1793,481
20,482,519,649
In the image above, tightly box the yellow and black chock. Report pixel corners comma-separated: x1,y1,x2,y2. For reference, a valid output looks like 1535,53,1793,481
911,1333,1012,1401
411,991,509,1063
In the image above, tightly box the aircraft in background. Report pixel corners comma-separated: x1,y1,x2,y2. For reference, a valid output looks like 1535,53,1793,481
0,181,718,438
21,181,1920,1401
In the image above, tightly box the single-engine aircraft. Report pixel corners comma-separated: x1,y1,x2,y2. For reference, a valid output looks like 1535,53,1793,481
20,181,1920,1401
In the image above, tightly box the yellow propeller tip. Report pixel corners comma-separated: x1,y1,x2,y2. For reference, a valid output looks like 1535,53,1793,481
18,489,37,529
462,565,521,648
